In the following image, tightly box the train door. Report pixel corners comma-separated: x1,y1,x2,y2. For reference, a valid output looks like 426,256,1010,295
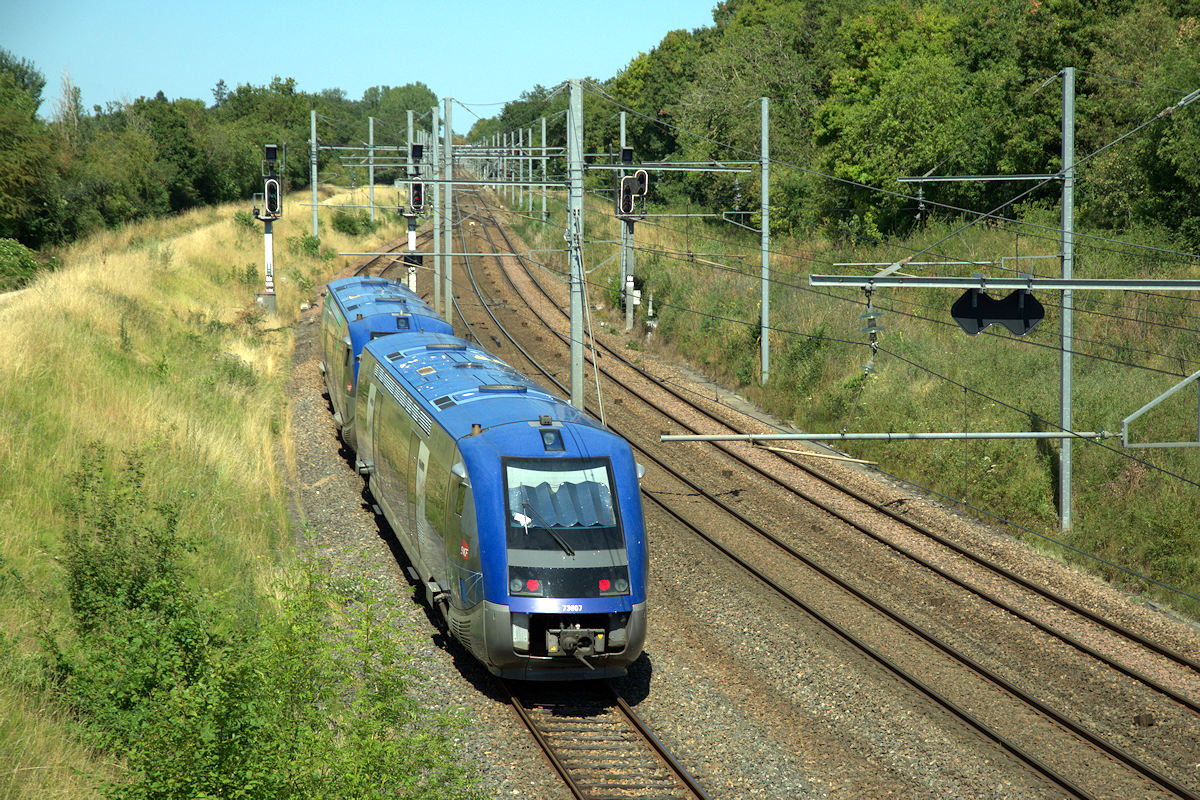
364,382,378,451
446,469,482,609
335,337,352,420
370,395,414,557
406,432,423,545
414,439,433,573
320,303,333,387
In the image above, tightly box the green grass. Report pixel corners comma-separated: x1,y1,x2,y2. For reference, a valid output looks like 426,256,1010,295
501,187,1200,618
0,192,480,798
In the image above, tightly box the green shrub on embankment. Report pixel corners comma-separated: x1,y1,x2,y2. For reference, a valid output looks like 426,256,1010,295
0,238,40,291
332,209,380,237
503,191,1200,618
0,192,480,798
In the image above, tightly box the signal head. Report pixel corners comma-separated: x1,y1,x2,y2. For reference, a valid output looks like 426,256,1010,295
264,177,282,217
618,175,637,216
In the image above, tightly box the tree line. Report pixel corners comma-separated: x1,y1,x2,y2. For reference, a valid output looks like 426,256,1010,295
468,0,1200,249
5,0,1199,258
0,48,435,253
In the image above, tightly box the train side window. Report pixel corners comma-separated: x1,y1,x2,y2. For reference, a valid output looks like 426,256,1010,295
426,448,447,531
326,302,344,330
373,400,400,505
454,483,466,516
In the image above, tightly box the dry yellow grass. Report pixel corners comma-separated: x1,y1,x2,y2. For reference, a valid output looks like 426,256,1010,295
0,187,405,798
0,682,120,800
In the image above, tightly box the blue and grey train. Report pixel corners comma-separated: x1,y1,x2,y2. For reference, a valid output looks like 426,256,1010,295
319,277,647,679
320,276,452,450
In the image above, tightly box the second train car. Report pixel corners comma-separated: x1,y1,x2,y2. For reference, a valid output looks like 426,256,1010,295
319,276,452,449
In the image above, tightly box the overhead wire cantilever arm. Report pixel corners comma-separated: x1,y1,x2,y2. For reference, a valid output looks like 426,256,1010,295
808,276,1200,292
1121,368,1200,448
660,431,1106,442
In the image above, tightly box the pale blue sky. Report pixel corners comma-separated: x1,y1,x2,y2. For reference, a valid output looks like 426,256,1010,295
3,1,717,120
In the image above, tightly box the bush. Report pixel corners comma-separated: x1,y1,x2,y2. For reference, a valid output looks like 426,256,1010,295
331,210,378,237
232,210,255,230
286,234,334,264
46,445,481,799
0,237,39,290
287,233,321,257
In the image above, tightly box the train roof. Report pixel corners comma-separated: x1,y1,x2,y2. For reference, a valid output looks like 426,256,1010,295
362,331,603,442
328,275,408,294
347,295,448,329
326,276,440,321
325,276,449,340
326,275,398,300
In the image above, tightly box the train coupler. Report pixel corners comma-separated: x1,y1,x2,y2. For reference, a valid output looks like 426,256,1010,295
548,626,606,664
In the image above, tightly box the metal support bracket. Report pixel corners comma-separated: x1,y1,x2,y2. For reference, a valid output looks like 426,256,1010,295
1121,368,1200,448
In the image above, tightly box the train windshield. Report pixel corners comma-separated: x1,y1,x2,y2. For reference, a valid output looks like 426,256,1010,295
503,457,630,599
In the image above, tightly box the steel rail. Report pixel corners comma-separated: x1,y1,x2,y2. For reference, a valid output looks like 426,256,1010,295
499,680,589,799
609,691,712,800
464,189,1200,800
459,191,1095,800
458,201,709,800
467,192,1200,683
499,678,710,800
350,227,437,278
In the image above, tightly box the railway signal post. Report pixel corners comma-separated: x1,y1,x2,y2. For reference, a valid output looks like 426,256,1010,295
442,97,454,324
253,143,283,313
613,133,649,332
406,109,424,293
619,113,633,331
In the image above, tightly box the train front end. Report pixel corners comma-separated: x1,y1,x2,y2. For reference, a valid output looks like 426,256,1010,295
463,415,647,680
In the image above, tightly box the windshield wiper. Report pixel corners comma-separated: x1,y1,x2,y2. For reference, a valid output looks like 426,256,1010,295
547,529,575,557
523,501,574,557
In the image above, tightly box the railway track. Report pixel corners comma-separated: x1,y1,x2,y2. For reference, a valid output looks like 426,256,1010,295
501,680,709,800
349,226,436,279
354,198,706,800
465,191,1200,693
453,190,1200,696
452,187,1200,799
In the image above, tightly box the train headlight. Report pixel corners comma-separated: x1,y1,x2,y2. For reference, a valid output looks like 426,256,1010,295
599,576,630,595
508,575,543,596
540,428,564,451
